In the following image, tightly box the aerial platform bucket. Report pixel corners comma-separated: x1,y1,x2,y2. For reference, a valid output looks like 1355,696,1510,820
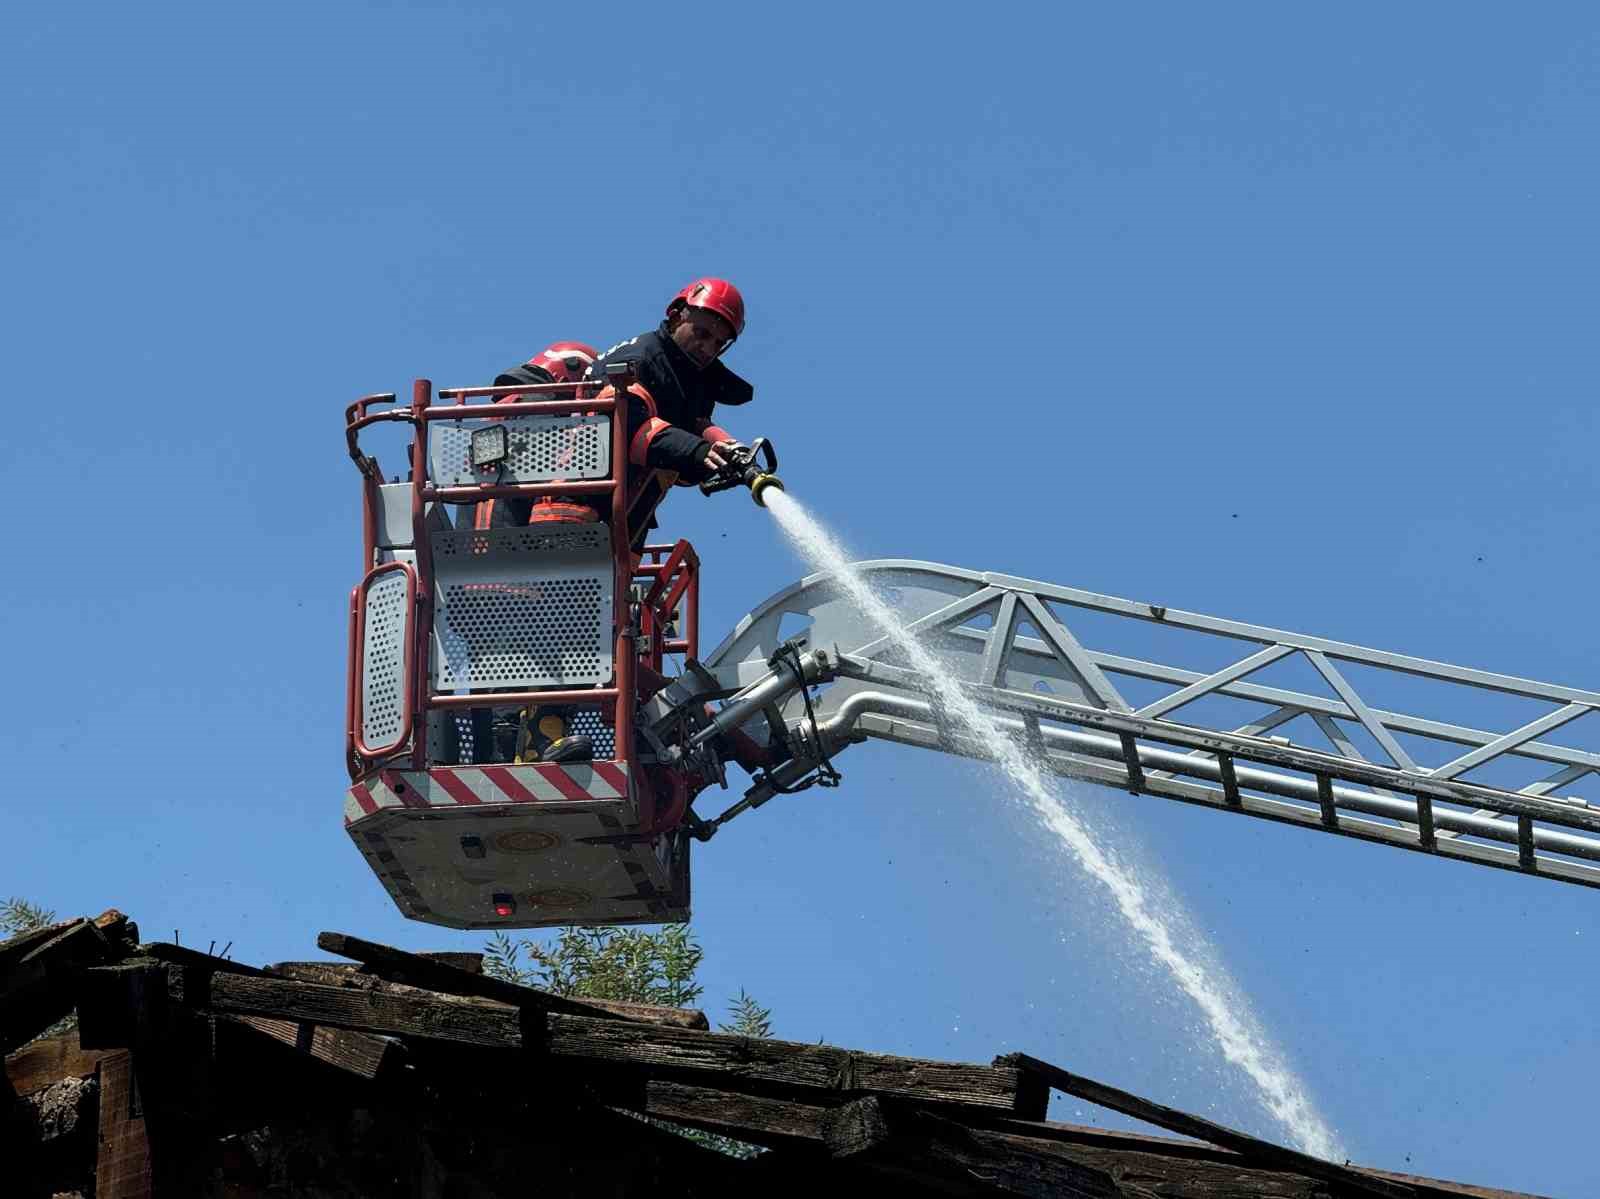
345,763,689,929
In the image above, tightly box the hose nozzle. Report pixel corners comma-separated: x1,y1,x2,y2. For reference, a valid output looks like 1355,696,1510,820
748,472,784,507
701,437,781,505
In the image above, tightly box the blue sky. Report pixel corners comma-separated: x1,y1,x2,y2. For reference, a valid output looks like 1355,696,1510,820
4,3,1598,1193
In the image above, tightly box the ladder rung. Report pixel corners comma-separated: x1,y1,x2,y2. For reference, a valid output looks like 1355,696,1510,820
1119,733,1144,794
1415,792,1436,850
1317,775,1337,829
1217,752,1241,807
1518,816,1536,871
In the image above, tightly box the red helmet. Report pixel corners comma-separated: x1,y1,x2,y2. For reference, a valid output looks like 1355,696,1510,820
667,278,745,340
527,340,599,384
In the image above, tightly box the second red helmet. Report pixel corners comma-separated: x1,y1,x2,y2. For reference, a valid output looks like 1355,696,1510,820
667,278,746,340
527,341,600,384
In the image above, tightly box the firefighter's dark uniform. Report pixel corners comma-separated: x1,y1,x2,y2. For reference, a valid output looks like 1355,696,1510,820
586,322,754,547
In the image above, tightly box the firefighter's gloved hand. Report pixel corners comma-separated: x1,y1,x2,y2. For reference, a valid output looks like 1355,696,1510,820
694,439,744,472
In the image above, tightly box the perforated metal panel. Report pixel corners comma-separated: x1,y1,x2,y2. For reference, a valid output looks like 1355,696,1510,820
362,569,412,748
453,712,478,763
431,526,614,690
566,705,616,759
433,524,609,560
452,704,613,764
429,414,611,487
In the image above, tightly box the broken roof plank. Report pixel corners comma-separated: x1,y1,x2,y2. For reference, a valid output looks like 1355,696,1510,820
182,972,1036,1116
1001,1052,1415,1199
0,920,82,971
547,1015,1043,1116
98,947,400,1083
202,972,522,1048
904,1108,1320,1199
608,1088,1546,1199
617,1079,836,1151
225,1014,400,1082
140,941,269,977
4,1031,111,1098
2,915,131,1055
315,931,709,1029
977,1117,1549,1199
268,962,704,1029
837,1100,1120,1198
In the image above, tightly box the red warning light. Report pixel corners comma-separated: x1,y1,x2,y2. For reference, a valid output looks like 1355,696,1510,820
491,892,516,918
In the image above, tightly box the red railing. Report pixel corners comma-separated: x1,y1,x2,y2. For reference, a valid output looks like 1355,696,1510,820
344,375,701,831
636,540,701,666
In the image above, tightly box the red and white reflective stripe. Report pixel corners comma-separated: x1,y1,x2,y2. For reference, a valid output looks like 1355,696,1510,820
344,763,630,819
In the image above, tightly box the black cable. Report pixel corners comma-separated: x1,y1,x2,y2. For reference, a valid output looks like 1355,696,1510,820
765,642,842,794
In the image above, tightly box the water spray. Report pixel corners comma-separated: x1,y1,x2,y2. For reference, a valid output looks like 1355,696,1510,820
754,488,1344,1161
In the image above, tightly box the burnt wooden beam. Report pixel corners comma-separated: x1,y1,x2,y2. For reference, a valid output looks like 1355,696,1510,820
755,1099,1121,1198
545,1015,1042,1116
0,919,80,970
268,962,522,1014
767,1103,1433,1199
891,1107,1122,1199
201,971,524,1048
92,1045,214,1198
885,1110,1322,1199
1000,1052,1415,1199
268,961,364,987
225,1014,400,1081
1,913,131,1054
944,1119,1550,1199
79,962,217,1117
415,950,484,974
316,931,710,1028
78,961,169,1051
79,966,219,1196
0,909,135,979
5,1030,111,1096
973,1125,1543,1199
1348,1171,1552,1199
269,952,483,979
212,1090,759,1198
132,948,404,1082
94,1050,151,1199
612,1088,1546,1199
184,971,1036,1116
618,1079,834,1150
821,1094,893,1158
905,1115,1341,1198
140,941,270,977
970,1117,1543,1199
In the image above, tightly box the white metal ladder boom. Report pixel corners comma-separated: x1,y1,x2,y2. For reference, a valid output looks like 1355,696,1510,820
705,561,1600,889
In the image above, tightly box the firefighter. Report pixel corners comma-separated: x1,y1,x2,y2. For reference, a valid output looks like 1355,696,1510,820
473,340,600,530
468,340,601,766
488,278,757,767
494,282,753,767
585,278,753,548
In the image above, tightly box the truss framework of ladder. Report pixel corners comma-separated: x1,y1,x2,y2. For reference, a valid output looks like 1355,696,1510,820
706,561,1600,888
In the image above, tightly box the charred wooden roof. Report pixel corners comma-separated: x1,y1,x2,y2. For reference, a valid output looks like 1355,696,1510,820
2,914,1547,1199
